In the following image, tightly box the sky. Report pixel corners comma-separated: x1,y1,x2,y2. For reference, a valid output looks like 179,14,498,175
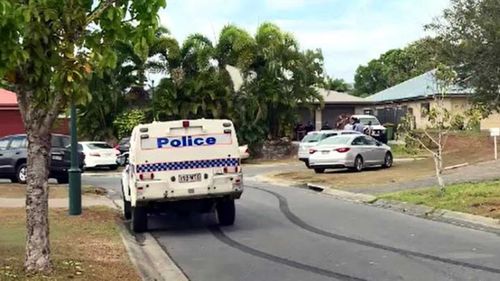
158,0,450,83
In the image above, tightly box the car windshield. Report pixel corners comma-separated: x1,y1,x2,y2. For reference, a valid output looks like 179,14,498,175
301,134,322,143
358,117,380,126
119,138,130,146
317,135,352,146
86,143,113,150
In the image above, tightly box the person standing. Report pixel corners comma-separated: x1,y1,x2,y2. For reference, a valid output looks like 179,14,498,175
353,118,365,133
344,116,355,130
305,121,314,133
321,121,332,130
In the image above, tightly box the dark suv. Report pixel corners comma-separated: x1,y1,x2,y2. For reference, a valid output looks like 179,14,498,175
0,134,84,184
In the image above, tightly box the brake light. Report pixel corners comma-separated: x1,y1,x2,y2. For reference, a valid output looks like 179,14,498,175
114,145,120,150
139,174,144,180
309,148,317,154
335,147,350,153
90,152,100,157
182,120,190,128
150,173,154,180
223,167,228,173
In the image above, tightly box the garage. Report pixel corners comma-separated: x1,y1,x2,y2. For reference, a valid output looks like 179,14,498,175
321,105,355,128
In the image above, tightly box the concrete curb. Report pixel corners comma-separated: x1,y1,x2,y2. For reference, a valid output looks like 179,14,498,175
82,172,122,177
111,198,189,281
305,183,500,231
119,226,189,281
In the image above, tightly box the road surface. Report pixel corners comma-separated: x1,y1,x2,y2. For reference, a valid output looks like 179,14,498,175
84,170,500,281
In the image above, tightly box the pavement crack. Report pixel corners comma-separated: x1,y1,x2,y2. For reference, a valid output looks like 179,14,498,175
249,185,500,275
209,226,368,281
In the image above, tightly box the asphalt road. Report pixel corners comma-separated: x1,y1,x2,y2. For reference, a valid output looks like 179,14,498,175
84,169,500,281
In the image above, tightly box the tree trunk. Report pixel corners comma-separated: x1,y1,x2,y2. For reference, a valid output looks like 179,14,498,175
24,128,52,272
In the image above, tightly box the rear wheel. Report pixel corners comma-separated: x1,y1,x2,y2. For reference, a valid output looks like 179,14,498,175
304,160,310,168
131,206,147,233
382,152,393,168
314,168,325,174
352,156,364,172
109,165,118,171
216,199,235,226
16,164,27,184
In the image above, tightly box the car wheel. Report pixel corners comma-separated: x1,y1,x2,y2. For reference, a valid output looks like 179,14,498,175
304,160,310,168
109,165,118,171
16,164,27,184
123,198,132,220
314,168,325,174
56,174,69,184
131,206,147,233
382,152,393,168
216,199,235,226
353,156,364,172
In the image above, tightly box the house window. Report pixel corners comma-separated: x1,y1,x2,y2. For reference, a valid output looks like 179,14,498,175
421,102,430,117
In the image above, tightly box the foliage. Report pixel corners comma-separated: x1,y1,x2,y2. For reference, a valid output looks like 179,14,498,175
151,23,324,146
427,0,500,112
113,109,147,139
450,114,465,131
324,76,351,92
353,37,443,96
0,0,165,272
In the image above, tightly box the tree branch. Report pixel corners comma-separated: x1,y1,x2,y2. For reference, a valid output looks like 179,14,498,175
86,0,119,25
405,133,435,156
423,129,440,147
43,93,65,130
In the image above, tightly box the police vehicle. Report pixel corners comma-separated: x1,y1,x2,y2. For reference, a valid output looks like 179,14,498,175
122,119,243,232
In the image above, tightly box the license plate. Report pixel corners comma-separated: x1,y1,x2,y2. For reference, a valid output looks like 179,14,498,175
179,173,202,183
321,151,329,155
52,155,63,161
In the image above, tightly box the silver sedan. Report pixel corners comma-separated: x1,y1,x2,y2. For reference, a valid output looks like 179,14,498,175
308,134,393,173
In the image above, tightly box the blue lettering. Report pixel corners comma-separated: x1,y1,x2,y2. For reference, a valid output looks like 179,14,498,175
156,136,218,148
171,139,181,147
157,138,169,148
206,137,216,145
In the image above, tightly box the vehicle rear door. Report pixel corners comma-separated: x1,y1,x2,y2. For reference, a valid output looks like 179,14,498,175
350,136,370,161
50,135,71,169
360,136,380,165
0,137,12,173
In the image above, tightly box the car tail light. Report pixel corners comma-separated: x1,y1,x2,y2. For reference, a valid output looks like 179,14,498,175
90,152,100,157
182,120,190,128
223,167,228,173
309,148,317,154
150,173,155,180
114,144,120,150
335,147,350,153
139,174,144,180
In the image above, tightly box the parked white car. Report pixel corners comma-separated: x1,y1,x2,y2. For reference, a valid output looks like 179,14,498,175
239,145,250,160
298,130,360,167
79,141,119,170
308,134,392,173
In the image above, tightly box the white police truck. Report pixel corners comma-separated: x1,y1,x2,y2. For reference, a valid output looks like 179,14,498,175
122,119,243,232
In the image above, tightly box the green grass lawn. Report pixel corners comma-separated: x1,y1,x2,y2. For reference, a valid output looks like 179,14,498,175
379,180,500,219
389,144,427,159
0,207,139,281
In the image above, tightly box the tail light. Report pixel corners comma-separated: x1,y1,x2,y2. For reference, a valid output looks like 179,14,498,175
89,152,100,157
182,120,190,128
150,173,155,180
139,174,144,180
309,148,317,154
138,173,154,181
114,144,120,150
335,147,350,153
223,167,239,173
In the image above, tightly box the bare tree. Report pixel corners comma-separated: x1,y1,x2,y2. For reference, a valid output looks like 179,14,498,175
398,65,458,192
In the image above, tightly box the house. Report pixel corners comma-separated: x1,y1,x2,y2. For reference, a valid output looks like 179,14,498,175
298,88,372,130
0,88,69,137
364,70,500,130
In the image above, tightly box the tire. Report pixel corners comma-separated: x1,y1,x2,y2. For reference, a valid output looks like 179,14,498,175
314,168,325,174
352,156,364,172
109,165,118,171
123,198,132,220
131,206,147,233
216,199,235,226
56,174,69,184
304,160,310,168
382,152,393,168
16,163,27,184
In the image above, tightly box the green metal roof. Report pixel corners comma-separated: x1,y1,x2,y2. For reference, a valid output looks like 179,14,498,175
366,70,472,102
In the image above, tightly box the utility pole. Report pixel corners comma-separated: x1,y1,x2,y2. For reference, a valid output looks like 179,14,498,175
68,99,81,215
